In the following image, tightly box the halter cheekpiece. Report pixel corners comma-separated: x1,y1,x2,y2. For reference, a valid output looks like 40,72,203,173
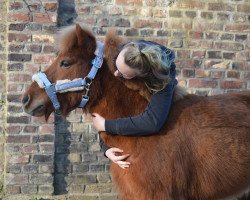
32,41,104,114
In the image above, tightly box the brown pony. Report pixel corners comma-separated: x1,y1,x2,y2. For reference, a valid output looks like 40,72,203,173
22,24,250,200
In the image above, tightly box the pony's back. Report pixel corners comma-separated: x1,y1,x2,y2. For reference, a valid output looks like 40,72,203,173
112,91,250,200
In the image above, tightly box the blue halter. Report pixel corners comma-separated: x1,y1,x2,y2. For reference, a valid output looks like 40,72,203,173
33,42,104,114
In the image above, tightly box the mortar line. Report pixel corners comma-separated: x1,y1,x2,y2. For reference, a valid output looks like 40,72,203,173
3,0,10,195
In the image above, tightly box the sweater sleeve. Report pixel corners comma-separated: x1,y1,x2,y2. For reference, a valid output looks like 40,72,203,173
105,79,176,136
99,137,110,157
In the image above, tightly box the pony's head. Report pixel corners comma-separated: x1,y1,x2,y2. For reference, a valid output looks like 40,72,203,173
22,24,103,119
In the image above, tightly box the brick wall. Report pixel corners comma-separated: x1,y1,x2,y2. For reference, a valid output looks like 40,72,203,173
5,0,58,196
75,0,250,95
0,0,7,195
0,0,249,199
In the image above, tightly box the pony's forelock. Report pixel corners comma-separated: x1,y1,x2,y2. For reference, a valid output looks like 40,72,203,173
55,24,94,52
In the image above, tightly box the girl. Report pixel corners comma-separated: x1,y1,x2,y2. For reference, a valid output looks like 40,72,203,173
92,40,177,169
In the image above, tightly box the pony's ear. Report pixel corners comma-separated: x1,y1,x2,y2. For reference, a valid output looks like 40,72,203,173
104,29,127,74
75,24,96,53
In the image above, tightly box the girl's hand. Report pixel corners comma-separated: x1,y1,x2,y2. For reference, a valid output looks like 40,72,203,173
91,113,105,132
105,147,131,169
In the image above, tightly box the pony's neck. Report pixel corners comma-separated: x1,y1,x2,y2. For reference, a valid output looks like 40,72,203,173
90,64,147,120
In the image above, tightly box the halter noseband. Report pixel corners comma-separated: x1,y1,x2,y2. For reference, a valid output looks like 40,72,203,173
32,41,104,114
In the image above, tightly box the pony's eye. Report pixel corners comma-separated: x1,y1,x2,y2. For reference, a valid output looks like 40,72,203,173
60,60,71,68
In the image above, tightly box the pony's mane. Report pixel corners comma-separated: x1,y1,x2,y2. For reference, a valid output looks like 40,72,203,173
56,25,94,52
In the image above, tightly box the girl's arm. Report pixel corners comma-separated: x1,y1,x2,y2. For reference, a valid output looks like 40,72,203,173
105,78,177,136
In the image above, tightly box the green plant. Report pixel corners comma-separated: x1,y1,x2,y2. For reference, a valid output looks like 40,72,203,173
30,197,45,200
0,183,3,193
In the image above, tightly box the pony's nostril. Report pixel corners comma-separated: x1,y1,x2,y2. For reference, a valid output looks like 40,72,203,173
22,95,30,105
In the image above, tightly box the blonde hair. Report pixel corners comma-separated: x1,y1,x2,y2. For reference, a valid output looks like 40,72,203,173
122,42,174,93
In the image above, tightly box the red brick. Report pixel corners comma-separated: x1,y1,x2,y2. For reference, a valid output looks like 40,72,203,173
227,71,240,79
9,2,24,10
207,51,222,59
220,81,246,89
204,60,230,69
78,5,91,14
150,38,168,46
176,59,201,69
166,19,192,29
114,18,130,27
43,45,56,53
23,126,38,133
40,144,54,153
8,54,32,62
187,40,199,48
8,74,32,82
217,13,230,21
176,1,205,9
8,33,31,42
34,55,55,64
9,23,25,31
225,24,250,32
5,185,21,194
189,79,217,88
39,125,54,134
26,44,42,53
134,19,162,28
169,10,182,18
8,13,31,22
123,7,137,16
237,4,250,13
145,0,157,6
45,3,58,11
200,41,213,49
185,11,197,18
210,71,225,79
31,115,54,124
7,126,21,134
223,52,235,60
189,31,203,39
205,32,219,40
8,155,30,164
182,69,195,78
116,0,142,6
201,12,213,20
242,72,250,80
213,42,243,51
232,14,247,23
195,70,210,78
24,63,40,74
7,135,30,143
153,9,167,18
7,116,30,124
235,34,247,42
33,13,51,23
8,44,25,53
236,52,249,61
176,50,191,59
220,33,234,41
208,3,235,11
81,17,97,25
192,50,206,59
22,144,38,154
6,174,29,184
232,61,248,70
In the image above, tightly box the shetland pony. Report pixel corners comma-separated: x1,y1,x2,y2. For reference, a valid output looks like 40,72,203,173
22,24,250,200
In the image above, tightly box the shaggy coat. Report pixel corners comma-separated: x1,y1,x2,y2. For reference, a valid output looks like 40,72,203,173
22,24,250,200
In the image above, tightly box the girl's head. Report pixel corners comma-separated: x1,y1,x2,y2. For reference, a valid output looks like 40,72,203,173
114,42,174,93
